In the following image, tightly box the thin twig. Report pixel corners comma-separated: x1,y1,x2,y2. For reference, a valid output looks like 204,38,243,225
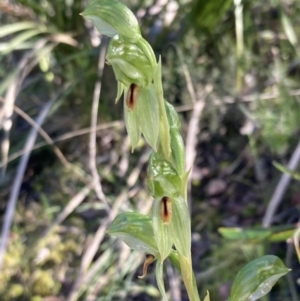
81,189,125,272
0,97,69,168
165,45,206,211
0,97,55,270
0,94,104,188
263,140,300,227
67,189,127,301
43,183,94,237
171,45,206,211
176,47,197,104
126,150,150,187
89,39,108,205
117,135,131,177
68,147,151,300
185,100,205,209
0,120,123,168
0,32,78,179
0,39,55,179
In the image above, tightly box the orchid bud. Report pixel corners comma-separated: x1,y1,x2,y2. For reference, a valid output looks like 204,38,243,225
81,0,141,41
147,152,182,199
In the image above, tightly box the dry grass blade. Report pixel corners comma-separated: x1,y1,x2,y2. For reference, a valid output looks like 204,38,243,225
0,32,78,179
0,92,104,189
185,100,205,209
172,44,206,210
43,183,94,237
263,140,300,227
176,46,197,105
68,146,152,300
0,96,70,168
0,38,50,179
0,97,56,270
67,190,127,301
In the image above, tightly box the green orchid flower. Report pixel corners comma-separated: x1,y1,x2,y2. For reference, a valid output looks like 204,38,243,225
123,83,159,150
106,35,156,94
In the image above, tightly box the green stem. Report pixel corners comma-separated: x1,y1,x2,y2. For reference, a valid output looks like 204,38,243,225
179,253,201,301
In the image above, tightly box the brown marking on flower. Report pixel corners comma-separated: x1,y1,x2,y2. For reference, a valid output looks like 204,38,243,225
126,83,139,110
160,196,172,224
138,254,155,279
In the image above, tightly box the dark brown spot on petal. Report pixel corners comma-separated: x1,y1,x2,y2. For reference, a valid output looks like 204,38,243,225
126,83,139,110
138,254,155,279
160,196,172,224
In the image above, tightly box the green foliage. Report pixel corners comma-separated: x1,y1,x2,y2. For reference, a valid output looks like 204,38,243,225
228,255,290,301
107,211,159,257
273,161,300,181
189,0,233,31
219,225,297,243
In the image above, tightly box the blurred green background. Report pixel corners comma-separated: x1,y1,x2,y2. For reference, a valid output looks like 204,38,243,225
0,0,300,300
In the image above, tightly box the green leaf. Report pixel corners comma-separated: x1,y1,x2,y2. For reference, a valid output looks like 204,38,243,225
81,0,141,40
219,226,296,243
280,9,298,47
0,22,38,39
0,28,49,55
219,227,272,242
269,229,295,242
273,161,300,181
107,211,159,257
229,255,290,301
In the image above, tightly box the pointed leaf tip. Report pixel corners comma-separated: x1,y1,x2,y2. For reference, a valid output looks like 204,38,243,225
203,291,210,301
